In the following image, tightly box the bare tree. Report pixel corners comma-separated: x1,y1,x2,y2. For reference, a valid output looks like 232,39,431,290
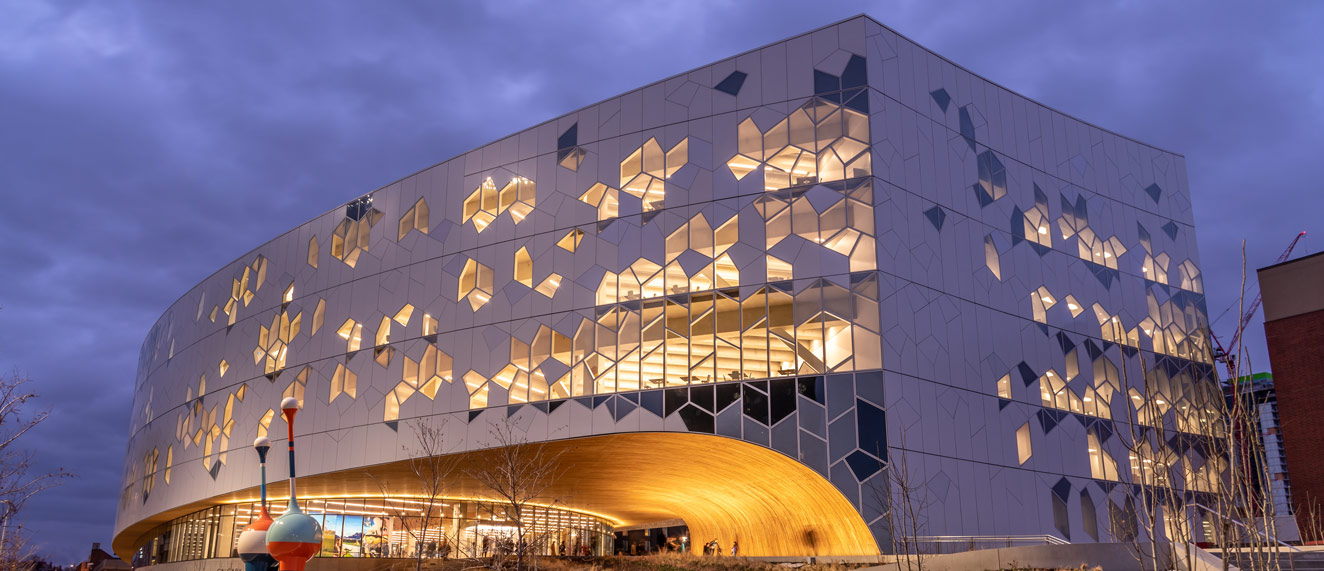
1203,244,1293,571
1112,348,1174,571
463,418,568,571
1298,492,1324,546
370,418,456,571
0,522,37,571
0,369,72,567
1214,368,1292,571
863,429,927,571
1094,241,1307,571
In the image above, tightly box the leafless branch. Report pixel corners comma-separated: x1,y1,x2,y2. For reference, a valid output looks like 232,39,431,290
369,418,458,570
463,418,570,571
0,368,72,566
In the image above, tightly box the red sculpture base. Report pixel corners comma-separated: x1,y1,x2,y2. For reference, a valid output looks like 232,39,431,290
267,541,320,571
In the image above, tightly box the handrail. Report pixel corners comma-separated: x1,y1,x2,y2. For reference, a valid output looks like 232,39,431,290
912,535,1070,546
1189,502,1302,553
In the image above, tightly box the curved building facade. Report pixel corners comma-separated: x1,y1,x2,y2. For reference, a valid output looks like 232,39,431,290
115,15,1220,562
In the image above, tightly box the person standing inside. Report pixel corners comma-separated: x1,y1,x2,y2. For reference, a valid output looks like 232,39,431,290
731,540,738,557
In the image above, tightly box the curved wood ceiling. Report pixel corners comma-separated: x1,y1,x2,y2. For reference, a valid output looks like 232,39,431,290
114,432,879,558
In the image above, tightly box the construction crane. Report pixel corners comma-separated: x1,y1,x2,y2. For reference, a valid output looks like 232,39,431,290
1210,230,1307,376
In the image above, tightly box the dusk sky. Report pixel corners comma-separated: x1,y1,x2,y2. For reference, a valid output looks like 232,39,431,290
1,1,1321,563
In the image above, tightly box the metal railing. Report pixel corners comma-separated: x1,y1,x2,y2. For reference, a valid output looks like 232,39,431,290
1189,502,1303,553
903,534,1069,554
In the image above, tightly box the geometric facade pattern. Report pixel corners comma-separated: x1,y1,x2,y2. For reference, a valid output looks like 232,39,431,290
116,15,1216,559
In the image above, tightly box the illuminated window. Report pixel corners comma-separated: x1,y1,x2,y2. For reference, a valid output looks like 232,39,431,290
1039,369,1081,413
330,363,357,402
1178,260,1202,293
996,373,1011,399
1091,302,1138,347
397,197,430,240
142,448,158,496
578,183,620,221
1058,194,1086,240
1021,186,1052,248
374,316,394,367
727,99,870,191
1186,456,1225,493
1071,223,1126,270
422,313,437,336
1130,439,1171,486
463,176,535,231
758,179,877,272
312,299,325,334
557,229,584,252
598,258,674,304
255,308,301,375
223,256,267,326
984,235,1001,280
307,236,319,268
1139,290,1210,363
463,178,495,230
1087,429,1119,480
283,366,309,408
514,246,533,287
222,393,236,438
464,371,489,409
1063,295,1084,318
1143,252,1171,285
621,138,688,211
535,273,562,298
393,304,414,326
767,256,794,282
384,391,403,422
337,318,363,353
559,147,586,171
713,254,739,288
458,258,494,310
331,197,382,268
1016,422,1032,465
1084,358,1117,420
387,344,452,421
1031,286,1056,323
163,446,172,485
257,409,275,439
498,282,879,405
504,177,536,223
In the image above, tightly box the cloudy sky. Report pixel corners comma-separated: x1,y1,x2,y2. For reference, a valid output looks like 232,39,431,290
1,0,1321,563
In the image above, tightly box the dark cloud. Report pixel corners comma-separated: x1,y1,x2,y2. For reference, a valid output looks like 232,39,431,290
0,0,1319,563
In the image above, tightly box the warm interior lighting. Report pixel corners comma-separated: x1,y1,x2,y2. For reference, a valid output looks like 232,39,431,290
117,433,879,558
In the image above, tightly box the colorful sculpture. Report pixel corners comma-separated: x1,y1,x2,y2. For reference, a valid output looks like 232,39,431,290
266,397,322,571
236,436,277,571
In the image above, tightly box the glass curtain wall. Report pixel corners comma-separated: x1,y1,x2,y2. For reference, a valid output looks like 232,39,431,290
130,498,613,566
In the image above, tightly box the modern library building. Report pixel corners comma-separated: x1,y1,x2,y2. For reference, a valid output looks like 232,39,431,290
115,15,1219,563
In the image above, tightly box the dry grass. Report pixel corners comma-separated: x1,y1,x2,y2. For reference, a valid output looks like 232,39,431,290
997,564,1102,571
353,555,1102,571
532,553,869,571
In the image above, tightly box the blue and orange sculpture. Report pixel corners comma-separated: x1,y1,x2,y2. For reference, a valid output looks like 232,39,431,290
266,397,322,571
236,436,277,571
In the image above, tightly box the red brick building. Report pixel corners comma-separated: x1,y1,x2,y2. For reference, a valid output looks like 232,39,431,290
1259,251,1324,526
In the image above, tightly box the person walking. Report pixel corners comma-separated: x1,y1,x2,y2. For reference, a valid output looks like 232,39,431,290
731,540,739,557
